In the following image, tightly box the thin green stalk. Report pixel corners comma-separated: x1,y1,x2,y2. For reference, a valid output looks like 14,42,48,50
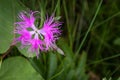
75,0,103,57
43,53,47,76
110,65,120,76
72,15,80,46
92,31,118,53
95,26,108,59
48,69,64,80
28,58,42,74
53,0,60,16
38,0,46,28
75,0,86,51
0,57,2,69
94,11,120,28
88,53,120,64
63,0,72,49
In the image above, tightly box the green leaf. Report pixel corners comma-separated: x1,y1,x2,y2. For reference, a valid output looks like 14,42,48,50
0,0,36,57
0,57,2,69
57,38,74,61
47,53,57,79
66,69,75,80
17,44,37,58
0,0,36,58
0,0,23,54
76,51,88,80
0,56,44,80
56,38,74,79
54,16,61,21
113,38,120,46
57,38,74,69
117,77,120,80
54,0,61,16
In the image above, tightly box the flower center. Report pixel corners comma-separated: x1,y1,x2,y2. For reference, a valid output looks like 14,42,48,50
29,25,44,40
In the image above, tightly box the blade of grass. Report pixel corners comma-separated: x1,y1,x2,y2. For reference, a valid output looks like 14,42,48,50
95,25,109,59
0,57,2,69
75,0,103,57
76,51,88,80
75,0,87,51
28,58,42,74
48,69,64,80
94,11,120,28
47,53,57,79
53,0,60,16
38,0,46,28
72,14,80,47
110,65,120,77
88,53,120,64
92,31,119,53
63,0,72,49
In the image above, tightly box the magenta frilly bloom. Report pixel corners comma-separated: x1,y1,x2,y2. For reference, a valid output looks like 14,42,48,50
14,11,64,57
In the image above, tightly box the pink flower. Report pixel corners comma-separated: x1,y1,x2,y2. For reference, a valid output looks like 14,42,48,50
14,11,64,57
16,11,35,28
16,29,31,45
39,15,62,50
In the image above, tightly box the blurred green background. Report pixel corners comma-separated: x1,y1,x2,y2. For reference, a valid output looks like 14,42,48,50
0,0,120,80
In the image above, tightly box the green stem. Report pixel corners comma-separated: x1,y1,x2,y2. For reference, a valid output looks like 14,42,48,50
94,11,120,28
63,0,72,49
48,69,64,80
89,53,120,64
75,0,103,57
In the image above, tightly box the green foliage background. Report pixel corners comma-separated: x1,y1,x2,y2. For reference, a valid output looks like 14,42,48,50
0,0,120,80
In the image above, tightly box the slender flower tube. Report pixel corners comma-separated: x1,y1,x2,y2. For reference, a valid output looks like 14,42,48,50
14,11,64,57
